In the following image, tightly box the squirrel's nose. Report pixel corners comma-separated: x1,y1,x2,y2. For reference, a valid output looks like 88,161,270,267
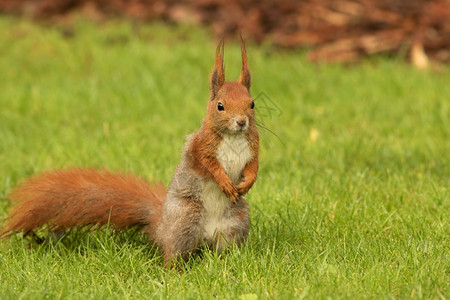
236,118,247,127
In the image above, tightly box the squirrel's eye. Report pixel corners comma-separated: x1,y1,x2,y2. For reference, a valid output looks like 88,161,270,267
217,102,224,111
251,101,255,109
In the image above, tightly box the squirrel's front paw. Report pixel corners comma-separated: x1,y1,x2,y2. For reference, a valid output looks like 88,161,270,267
236,180,252,196
220,180,239,203
236,183,248,196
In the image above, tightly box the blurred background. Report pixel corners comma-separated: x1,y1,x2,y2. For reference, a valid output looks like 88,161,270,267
1,2,449,298
1,0,449,68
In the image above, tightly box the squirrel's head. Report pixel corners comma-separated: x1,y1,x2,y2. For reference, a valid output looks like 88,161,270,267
206,37,254,135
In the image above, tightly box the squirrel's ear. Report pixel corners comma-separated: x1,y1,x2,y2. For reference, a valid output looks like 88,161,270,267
210,38,225,100
239,34,251,91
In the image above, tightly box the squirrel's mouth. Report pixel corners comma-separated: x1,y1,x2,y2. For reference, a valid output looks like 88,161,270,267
228,124,249,134
228,116,249,134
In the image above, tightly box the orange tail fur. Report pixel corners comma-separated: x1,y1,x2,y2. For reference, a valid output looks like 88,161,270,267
0,169,166,239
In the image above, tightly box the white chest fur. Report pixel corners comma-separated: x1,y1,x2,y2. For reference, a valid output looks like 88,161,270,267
216,134,252,184
200,134,252,241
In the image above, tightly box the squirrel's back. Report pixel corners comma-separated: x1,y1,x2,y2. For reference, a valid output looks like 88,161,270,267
0,168,166,239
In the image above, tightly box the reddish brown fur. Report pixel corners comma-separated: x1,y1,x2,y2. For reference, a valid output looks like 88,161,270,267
239,34,251,91
189,90,258,201
210,38,225,100
188,108,259,202
186,38,259,202
1,169,166,239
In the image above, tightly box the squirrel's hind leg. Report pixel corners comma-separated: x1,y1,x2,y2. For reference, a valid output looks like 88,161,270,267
156,199,204,268
210,201,250,253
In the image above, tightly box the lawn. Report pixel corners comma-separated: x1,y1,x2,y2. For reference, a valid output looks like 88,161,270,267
0,17,449,299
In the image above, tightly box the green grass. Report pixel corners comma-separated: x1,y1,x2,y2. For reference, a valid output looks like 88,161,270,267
0,16,449,299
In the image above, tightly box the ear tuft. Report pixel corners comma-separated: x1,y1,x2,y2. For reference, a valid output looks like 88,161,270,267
210,38,225,100
239,34,251,91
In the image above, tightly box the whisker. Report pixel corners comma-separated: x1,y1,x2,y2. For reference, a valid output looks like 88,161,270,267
255,121,285,147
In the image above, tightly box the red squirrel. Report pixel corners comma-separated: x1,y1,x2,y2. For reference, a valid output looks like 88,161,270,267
1,38,259,267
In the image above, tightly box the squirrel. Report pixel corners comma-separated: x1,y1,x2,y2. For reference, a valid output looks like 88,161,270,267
0,38,259,268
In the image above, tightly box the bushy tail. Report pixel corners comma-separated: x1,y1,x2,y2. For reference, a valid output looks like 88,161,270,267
0,169,166,239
